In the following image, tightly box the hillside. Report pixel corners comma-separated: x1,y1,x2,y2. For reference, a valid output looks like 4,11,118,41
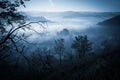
98,15,120,26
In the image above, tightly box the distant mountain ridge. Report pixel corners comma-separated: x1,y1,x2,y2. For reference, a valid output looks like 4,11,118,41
62,12,120,19
23,11,120,19
19,11,54,23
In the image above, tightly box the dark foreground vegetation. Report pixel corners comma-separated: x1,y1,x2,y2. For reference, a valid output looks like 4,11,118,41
0,0,120,80
0,34,120,80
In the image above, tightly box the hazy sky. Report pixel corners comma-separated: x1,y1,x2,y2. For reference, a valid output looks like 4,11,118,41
19,0,120,12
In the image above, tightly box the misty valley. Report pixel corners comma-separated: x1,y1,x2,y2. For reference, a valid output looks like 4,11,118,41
0,0,120,80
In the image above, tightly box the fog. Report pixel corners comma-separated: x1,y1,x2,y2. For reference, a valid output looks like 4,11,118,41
1,0,120,79
23,11,119,43
15,11,119,55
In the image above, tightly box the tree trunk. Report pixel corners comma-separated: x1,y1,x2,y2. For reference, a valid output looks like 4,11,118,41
60,52,62,65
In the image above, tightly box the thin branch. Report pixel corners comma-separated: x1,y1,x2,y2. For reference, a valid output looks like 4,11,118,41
0,21,45,45
9,37,19,52
9,36,44,68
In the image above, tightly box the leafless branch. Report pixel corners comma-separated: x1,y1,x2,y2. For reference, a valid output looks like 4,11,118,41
0,21,46,45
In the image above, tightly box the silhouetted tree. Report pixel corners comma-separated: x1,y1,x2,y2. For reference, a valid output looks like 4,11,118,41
100,40,111,54
0,0,48,63
0,0,31,63
59,28,69,35
71,35,92,59
54,38,65,65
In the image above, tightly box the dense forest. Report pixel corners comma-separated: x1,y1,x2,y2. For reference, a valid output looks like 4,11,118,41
0,0,120,80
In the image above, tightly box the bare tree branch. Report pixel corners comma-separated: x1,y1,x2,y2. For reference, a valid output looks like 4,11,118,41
0,21,46,45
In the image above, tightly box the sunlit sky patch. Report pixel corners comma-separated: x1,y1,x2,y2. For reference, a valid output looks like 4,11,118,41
19,0,120,12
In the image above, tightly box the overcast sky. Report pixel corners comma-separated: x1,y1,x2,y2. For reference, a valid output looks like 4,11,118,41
19,0,120,12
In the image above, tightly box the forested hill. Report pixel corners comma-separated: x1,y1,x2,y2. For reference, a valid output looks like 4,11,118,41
98,15,120,26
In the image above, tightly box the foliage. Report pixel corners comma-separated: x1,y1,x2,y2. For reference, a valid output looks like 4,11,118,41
0,1,119,80
0,0,30,45
71,35,92,58
0,0,31,63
